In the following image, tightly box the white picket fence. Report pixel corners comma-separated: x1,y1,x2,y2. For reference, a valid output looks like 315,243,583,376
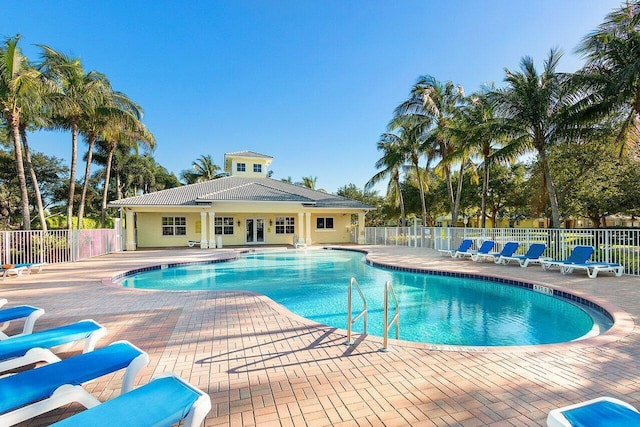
1,224,124,265
358,226,640,276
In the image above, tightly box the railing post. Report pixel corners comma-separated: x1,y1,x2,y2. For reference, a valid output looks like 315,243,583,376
345,278,367,345
380,281,399,353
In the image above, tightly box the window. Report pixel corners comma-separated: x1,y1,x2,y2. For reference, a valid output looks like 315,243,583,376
253,163,262,173
237,163,246,172
275,217,295,234
316,217,334,229
162,217,186,236
215,217,235,235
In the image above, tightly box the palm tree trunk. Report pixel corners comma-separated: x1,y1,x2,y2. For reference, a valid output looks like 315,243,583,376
9,118,31,230
452,162,465,225
481,159,489,229
538,148,561,228
412,160,428,225
20,126,47,231
397,183,406,227
67,123,79,230
78,134,97,230
100,144,115,228
444,166,456,223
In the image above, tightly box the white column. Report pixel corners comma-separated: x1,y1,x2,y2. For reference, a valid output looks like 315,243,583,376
358,212,366,244
209,211,216,248
305,212,312,244
200,211,208,248
125,209,136,251
298,212,304,245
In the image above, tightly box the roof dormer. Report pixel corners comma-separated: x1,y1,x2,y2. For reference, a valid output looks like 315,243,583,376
224,151,273,178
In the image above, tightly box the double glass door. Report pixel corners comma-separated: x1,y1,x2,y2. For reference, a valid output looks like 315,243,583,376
245,218,265,244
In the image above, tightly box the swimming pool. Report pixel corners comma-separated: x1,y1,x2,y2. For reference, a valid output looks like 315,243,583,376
117,250,612,346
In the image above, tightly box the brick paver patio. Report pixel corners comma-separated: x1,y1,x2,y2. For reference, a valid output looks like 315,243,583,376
4,246,639,426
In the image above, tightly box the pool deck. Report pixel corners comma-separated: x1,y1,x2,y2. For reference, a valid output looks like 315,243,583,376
5,245,640,426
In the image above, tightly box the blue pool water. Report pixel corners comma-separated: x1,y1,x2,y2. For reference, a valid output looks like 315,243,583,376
118,250,609,346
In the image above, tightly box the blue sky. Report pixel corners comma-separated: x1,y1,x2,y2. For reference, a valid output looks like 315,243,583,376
9,0,621,194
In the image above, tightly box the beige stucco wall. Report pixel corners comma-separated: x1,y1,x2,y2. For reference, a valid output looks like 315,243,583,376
132,209,357,248
308,213,352,244
136,212,204,247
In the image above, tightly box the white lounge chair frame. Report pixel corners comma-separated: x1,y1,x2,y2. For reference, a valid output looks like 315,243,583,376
0,319,106,373
1,266,28,280
547,396,639,427
438,239,473,257
496,255,550,267
455,241,495,261
0,305,45,339
560,263,624,278
293,235,307,249
0,341,149,426
14,263,47,274
49,374,211,427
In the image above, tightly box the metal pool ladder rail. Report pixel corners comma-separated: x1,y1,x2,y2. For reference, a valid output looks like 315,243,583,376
380,280,399,352
345,277,368,345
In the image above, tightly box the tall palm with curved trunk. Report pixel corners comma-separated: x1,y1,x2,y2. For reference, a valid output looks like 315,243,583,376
0,35,43,229
576,0,640,151
452,88,506,228
96,117,154,227
393,75,465,224
366,135,406,226
39,45,110,229
180,154,220,184
489,48,572,228
77,90,145,229
385,117,430,225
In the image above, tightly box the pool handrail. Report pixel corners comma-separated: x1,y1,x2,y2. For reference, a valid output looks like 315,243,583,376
381,281,399,352
345,278,368,345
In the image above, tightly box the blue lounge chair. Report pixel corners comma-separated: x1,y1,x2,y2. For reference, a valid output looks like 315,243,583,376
560,261,624,278
50,374,212,427
541,246,594,272
454,240,495,260
0,319,106,373
13,262,46,274
547,396,640,426
495,243,547,267
475,241,519,263
0,341,149,426
0,304,45,339
438,239,473,257
0,265,28,280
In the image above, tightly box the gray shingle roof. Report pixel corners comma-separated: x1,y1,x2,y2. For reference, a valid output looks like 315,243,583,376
108,177,372,209
224,151,273,159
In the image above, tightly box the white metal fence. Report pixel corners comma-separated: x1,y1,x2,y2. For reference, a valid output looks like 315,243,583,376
1,226,123,265
359,226,640,276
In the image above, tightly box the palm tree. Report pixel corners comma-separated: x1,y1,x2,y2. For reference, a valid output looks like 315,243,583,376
385,117,430,225
94,118,154,227
16,60,54,231
0,35,42,229
301,176,317,189
366,135,406,226
77,89,145,228
180,154,220,184
576,0,640,152
452,88,506,228
393,75,465,224
489,49,572,228
38,45,110,229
